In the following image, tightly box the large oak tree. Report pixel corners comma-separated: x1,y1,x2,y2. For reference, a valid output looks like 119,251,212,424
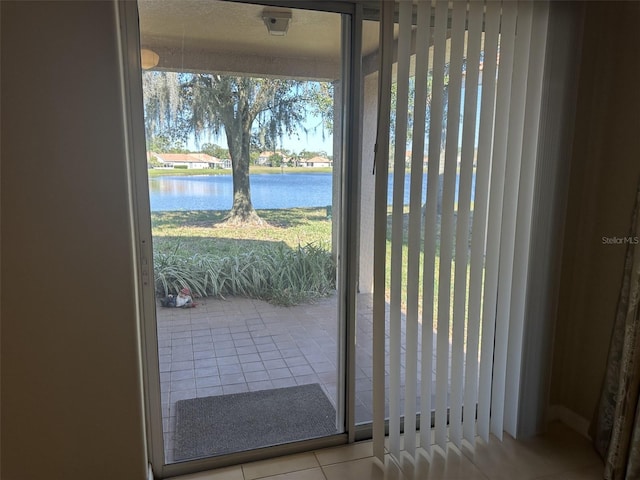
143,71,331,225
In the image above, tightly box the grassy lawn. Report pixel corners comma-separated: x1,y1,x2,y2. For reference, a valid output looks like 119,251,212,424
148,166,332,177
151,207,332,256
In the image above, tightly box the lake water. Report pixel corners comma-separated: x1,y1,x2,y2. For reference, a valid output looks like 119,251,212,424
149,172,473,212
149,173,333,211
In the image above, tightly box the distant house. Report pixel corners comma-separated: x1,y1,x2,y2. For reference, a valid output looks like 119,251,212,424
256,151,272,166
149,152,230,169
303,156,332,168
257,151,289,166
189,153,224,169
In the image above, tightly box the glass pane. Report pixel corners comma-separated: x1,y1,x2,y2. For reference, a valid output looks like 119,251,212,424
137,0,344,463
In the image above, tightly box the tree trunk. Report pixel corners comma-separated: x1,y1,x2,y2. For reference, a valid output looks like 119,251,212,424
225,122,264,225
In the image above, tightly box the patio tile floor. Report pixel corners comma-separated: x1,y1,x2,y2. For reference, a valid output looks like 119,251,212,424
156,293,435,463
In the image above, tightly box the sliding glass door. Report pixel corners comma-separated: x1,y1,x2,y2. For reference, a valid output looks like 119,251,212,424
126,0,362,476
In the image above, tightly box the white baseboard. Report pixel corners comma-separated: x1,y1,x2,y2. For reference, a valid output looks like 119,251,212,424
547,405,591,439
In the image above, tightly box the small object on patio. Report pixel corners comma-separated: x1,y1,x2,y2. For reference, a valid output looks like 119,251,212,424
159,288,196,308
176,288,195,308
160,294,176,307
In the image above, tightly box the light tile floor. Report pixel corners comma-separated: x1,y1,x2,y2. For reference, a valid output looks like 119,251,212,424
166,422,604,480
158,294,435,463
158,295,347,462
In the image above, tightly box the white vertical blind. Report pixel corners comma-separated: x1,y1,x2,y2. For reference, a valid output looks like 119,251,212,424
427,0,448,451
477,0,517,442
451,0,482,448
372,0,395,462
504,0,549,435
491,0,533,438
372,0,550,460
463,0,500,444
418,0,435,455
388,0,412,460
435,0,466,450
404,0,431,458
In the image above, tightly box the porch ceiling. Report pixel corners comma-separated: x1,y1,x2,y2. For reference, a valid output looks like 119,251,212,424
138,0,382,81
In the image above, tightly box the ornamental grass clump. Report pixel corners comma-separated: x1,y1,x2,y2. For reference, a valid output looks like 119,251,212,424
153,242,335,306
154,251,210,298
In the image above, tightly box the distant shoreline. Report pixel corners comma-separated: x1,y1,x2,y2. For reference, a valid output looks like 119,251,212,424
148,166,333,177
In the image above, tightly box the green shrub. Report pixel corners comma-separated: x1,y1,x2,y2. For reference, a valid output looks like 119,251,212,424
153,242,336,306
148,156,162,168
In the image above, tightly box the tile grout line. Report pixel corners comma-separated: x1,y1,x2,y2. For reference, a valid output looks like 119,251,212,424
458,440,494,480
312,451,330,480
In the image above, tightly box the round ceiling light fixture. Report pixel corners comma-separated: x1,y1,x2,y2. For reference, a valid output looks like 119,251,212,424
141,48,160,69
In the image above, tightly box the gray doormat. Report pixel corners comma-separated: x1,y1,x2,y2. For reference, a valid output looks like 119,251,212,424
174,383,338,461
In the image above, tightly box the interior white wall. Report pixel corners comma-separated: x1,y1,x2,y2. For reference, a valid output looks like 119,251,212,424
1,1,147,478
552,0,640,424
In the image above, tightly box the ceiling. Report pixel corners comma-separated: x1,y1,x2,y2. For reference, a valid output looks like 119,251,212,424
137,0,382,80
